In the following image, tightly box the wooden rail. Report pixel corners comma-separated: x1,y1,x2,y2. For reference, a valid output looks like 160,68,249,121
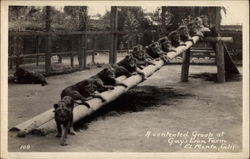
8,50,130,59
9,30,157,36
203,37,233,43
8,52,78,59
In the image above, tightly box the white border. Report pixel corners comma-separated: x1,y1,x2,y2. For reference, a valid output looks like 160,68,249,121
1,1,249,159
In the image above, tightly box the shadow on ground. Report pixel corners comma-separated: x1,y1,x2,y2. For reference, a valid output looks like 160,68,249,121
189,72,242,82
74,85,194,131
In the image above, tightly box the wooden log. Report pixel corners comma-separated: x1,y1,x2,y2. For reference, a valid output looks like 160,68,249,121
10,75,128,135
216,42,225,83
181,49,191,82
9,108,55,132
34,60,165,134
167,36,200,59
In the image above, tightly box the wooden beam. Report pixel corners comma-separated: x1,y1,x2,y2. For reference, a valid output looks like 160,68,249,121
92,36,96,64
203,37,233,43
83,46,87,69
181,49,191,82
161,6,167,34
13,36,19,69
9,36,14,69
70,36,74,67
109,6,118,64
45,6,52,75
214,7,225,83
36,36,41,66
45,35,52,75
215,7,221,34
9,30,157,36
78,6,88,69
216,42,225,83
78,36,83,69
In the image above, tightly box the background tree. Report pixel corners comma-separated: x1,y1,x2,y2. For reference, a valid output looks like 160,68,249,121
123,10,141,48
162,6,224,32
63,6,88,31
9,6,28,20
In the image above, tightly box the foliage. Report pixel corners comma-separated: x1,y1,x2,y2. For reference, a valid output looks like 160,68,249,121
162,7,224,32
116,7,154,47
9,6,28,20
9,6,90,31
123,10,141,46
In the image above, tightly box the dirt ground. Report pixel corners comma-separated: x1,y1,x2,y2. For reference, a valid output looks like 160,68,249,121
8,65,242,152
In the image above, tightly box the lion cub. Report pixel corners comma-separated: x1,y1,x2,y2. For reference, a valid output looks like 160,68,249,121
54,96,75,146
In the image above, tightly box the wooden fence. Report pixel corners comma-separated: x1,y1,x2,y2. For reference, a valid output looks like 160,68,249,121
8,30,157,74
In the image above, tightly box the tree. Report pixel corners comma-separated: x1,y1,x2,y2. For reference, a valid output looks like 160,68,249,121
123,10,141,48
163,6,225,32
9,6,28,21
64,6,81,18
117,6,147,30
62,6,88,31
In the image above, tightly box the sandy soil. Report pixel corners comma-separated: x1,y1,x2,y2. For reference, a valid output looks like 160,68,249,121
8,65,242,152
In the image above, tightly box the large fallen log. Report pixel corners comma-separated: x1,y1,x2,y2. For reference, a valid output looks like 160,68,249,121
33,60,165,135
10,35,201,136
9,76,128,133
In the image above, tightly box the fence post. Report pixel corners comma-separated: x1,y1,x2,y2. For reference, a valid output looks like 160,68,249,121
78,6,88,69
109,6,118,64
92,36,96,64
78,35,87,69
78,36,83,69
45,6,52,75
216,42,225,83
83,46,87,69
181,48,191,82
12,35,19,69
36,36,40,66
16,36,22,69
214,7,225,83
70,36,74,67
161,6,167,35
